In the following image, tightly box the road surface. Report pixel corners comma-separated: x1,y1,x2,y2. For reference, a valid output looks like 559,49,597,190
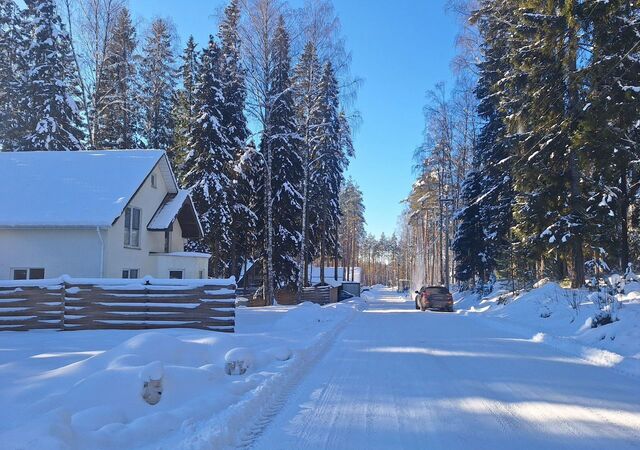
250,288,640,450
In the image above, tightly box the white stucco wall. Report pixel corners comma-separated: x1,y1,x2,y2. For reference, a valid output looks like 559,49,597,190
152,254,209,279
0,228,103,279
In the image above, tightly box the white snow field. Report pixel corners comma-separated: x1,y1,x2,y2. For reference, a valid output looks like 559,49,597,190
251,288,640,450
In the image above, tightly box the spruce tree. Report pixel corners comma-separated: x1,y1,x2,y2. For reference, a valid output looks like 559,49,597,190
265,16,304,289
293,41,323,288
20,0,84,150
504,1,585,284
171,35,200,176
313,62,349,284
140,18,176,149
0,0,27,150
468,0,514,284
219,0,254,279
452,167,484,286
578,0,640,270
96,7,141,149
234,140,263,286
182,37,233,276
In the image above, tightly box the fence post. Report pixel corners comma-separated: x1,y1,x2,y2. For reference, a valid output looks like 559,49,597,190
61,281,67,331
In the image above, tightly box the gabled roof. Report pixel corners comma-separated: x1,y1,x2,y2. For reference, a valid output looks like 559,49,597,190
0,150,177,228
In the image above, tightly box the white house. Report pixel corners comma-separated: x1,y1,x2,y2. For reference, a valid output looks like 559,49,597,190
0,150,209,280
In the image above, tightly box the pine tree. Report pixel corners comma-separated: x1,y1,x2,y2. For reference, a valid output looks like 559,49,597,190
171,36,200,176
96,7,141,149
338,178,364,281
265,16,304,289
140,18,176,149
182,37,233,276
19,0,84,150
0,0,27,150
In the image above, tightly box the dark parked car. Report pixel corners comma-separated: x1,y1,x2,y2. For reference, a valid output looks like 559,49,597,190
415,286,454,312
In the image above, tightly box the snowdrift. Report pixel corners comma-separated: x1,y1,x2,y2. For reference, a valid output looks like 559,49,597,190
455,280,640,377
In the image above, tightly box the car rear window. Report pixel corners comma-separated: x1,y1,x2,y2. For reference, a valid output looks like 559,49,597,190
424,287,449,295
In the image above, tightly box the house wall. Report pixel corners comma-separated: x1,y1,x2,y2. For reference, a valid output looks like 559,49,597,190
102,164,188,278
0,228,102,279
153,254,209,279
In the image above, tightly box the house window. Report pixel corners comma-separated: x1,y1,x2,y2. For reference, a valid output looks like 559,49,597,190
122,269,139,279
198,270,204,279
164,230,171,253
12,268,45,280
124,207,141,247
29,268,45,279
150,174,157,188
169,270,184,279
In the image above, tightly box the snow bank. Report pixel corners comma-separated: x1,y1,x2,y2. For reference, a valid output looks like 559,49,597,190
0,297,363,450
456,281,640,377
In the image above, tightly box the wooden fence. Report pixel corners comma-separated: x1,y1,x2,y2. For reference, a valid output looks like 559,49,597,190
0,278,236,332
274,286,339,306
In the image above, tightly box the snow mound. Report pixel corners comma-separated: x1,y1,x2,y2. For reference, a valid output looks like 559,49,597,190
272,302,326,331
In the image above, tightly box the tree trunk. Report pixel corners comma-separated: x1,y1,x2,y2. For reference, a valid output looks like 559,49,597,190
334,229,339,282
319,227,326,285
299,154,310,299
264,140,275,305
620,170,630,270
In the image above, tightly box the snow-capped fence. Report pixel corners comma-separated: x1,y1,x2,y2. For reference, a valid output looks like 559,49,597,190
0,276,236,332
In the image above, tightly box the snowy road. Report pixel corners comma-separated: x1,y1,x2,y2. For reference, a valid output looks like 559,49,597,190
250,288,640,450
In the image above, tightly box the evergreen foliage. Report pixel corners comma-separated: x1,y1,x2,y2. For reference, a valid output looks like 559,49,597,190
20,0,84,150
0,0,27,150
140,18,176,150
95,7,141,149
171,35,200,175
265,17,304,288
182,37,233,276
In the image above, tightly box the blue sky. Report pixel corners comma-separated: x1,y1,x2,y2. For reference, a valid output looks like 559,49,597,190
131,0,459,238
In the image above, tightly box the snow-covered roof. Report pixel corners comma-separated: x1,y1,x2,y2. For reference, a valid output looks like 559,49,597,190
0,150,176,228
148,190,191,230
152,252,211,258
147,190,203,238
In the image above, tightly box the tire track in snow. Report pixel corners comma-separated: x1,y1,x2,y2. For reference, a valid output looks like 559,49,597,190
233,306,359,450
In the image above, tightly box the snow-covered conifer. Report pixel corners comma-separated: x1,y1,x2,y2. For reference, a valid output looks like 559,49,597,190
0,0,27,150
171,35,200,176
19,0,84,150
265,16,304,289
140,18,176,150
96,7,141,149
182,37,233,276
